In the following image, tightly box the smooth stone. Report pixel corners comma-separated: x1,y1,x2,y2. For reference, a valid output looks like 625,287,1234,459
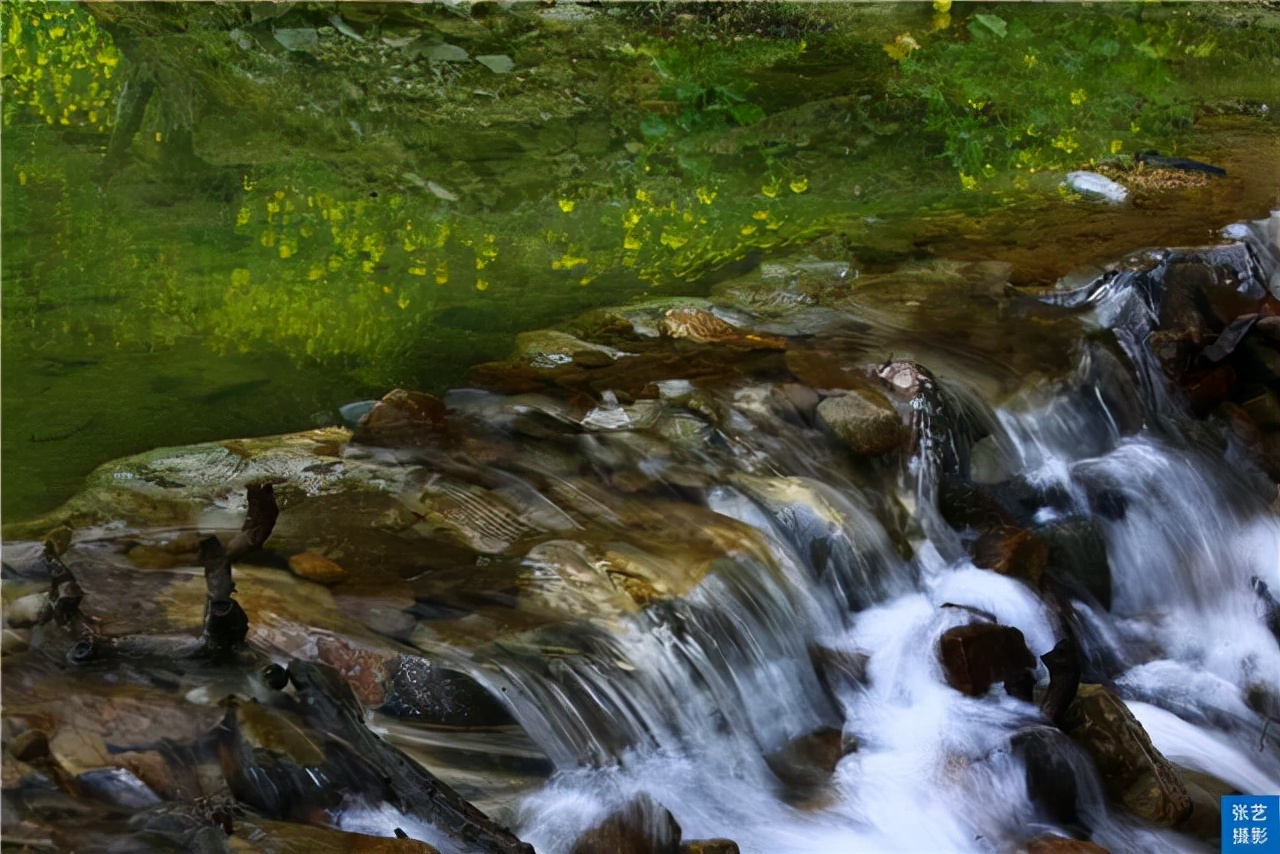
5,593,49,629
352,389,448,448
938,622,1036,698
570,794,681,854
49,727,111,775
288,552,350,586
815,389,908,455
8,729,51,763
1064,171,1129,203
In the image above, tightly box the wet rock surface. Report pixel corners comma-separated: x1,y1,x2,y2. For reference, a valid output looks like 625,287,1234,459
938,622,1036,698
569,794,681,854
353,389,450,448
1023,837,1111,854
815,388,909,456
1060,685,1192,828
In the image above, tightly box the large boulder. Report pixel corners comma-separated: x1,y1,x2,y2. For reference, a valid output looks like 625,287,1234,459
815,388,908,456
938,622,1036,698
1060,685,1192,827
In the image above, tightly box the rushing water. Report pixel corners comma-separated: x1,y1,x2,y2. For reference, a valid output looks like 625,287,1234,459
469,243,1280,851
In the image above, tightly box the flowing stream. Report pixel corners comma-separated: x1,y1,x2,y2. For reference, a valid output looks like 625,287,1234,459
339,217,1277,852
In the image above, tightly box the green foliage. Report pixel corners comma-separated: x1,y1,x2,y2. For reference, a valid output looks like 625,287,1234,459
633,36,804,141
889,4,1277,187
1,2,120,133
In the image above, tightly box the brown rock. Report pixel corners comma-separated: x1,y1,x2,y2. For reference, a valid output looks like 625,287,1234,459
1239,337,1280,387
1024,836,1110,854
288,552,349,585
1176,767,1236,842
1060,684,1192,827
49,727,111,775
231,818,441,853
816,389,909,455
115,750,182,800
1,757,38,789
1147,330,1195,377
571,794,681,854
352,389,448,447
1182,364,1236,414
125,530,203,569
1241,389,1280,430
970,526,1049,585
785,348,874,391
314,635,392,706
8,729,51,763
1256,315,1280,343
1039,638,1081,726
809,644,870,697
938,623,1036,697
764,726,852,807
1172,768,1233,839
938,481,1016,531
5,593,49,629
680,842,741,854
660,308,786,350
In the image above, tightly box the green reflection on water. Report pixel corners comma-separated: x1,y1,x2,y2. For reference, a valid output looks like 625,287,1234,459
2,1,1277,522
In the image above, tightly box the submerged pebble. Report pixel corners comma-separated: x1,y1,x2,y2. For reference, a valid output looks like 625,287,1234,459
1064,171,1130,204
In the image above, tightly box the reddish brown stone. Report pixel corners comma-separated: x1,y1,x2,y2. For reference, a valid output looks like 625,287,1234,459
571,794,681,854
785,348,875,391
352,389,448,447
314,635,392,707
288,552,349,586
970,526,1049,585
1025,837,1110,854
764,726,852,807
1146,330,1195,377
1182,364,1236,415
938,623,1035,697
